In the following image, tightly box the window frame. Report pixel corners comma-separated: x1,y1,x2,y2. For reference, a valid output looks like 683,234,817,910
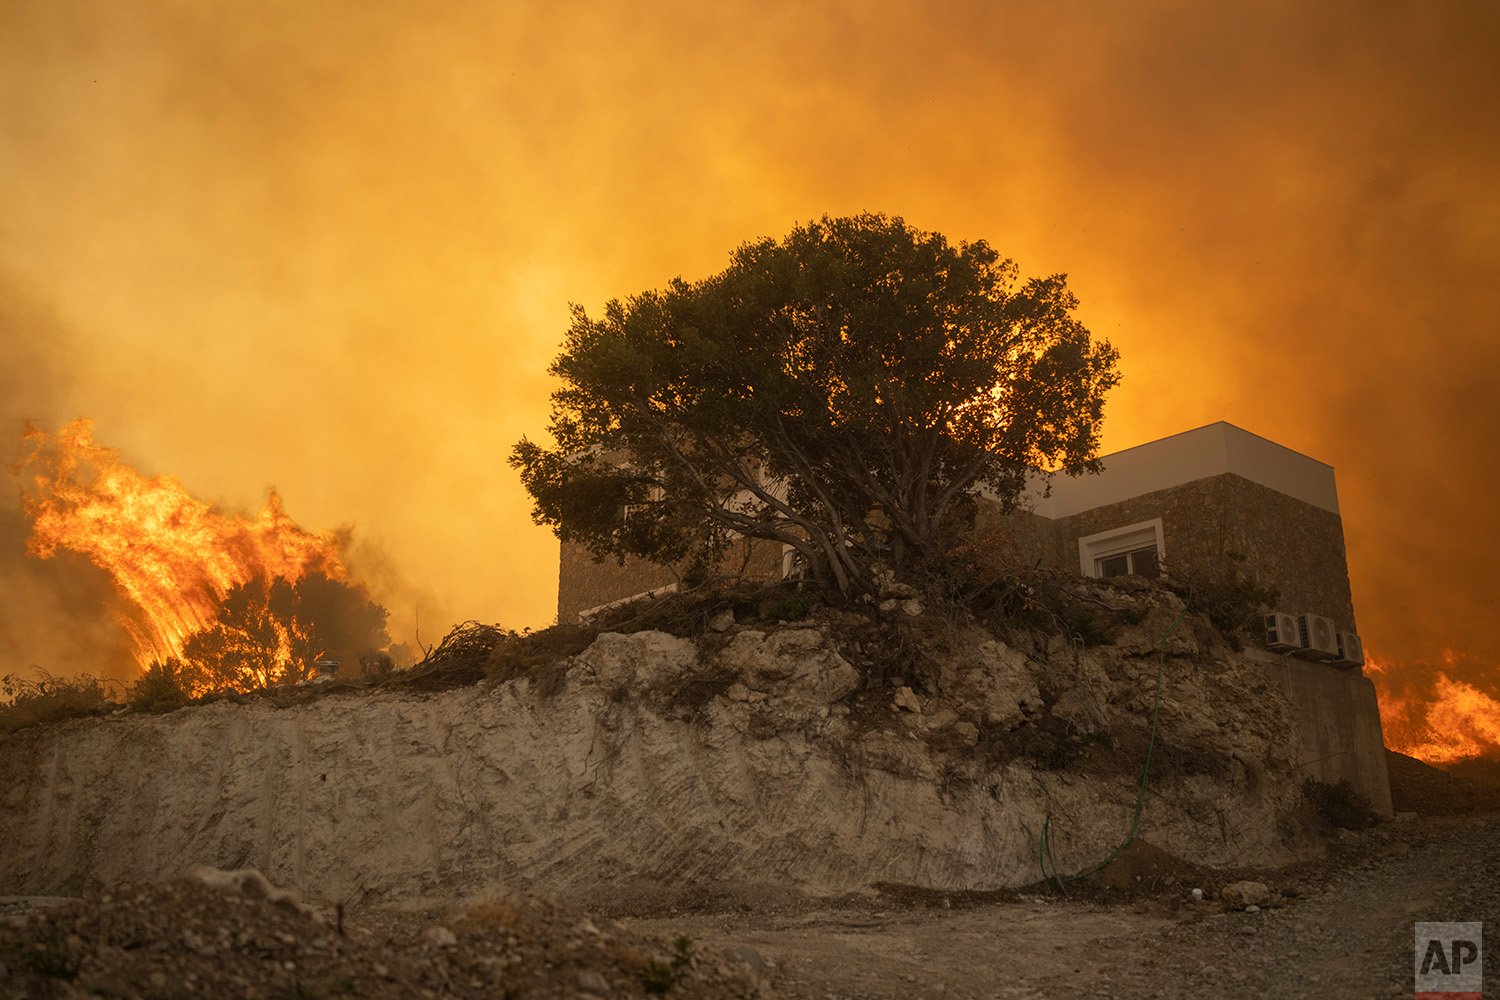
1077,518,1166,579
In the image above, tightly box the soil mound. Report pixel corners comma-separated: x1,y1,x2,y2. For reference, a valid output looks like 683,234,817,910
0,874,763,999
1387,749,1500,815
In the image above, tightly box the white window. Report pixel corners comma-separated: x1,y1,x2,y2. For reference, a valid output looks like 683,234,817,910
1077,518,1164,580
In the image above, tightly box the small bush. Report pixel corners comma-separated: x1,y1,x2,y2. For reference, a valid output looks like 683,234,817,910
0,672,115,735
128,659,198,713
1175,555,1280,648
760,589,822,622
1303,777,1380,830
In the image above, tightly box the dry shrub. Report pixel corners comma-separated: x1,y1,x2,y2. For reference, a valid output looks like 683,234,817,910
1168,553,1280,649
0,672,117,735
1302,777,1380,830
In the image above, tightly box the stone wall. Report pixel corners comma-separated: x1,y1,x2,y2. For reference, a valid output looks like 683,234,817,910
562,473,1358,635
558,536,789,624
1048,473,1357,631
557,541,679,624
972,502,1064,571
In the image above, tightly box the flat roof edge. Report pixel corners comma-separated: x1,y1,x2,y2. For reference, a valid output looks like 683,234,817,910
1094,420,1335,471
1026,422,1340,516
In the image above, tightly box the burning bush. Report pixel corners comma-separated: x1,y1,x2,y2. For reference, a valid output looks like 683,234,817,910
16,420,355,670
13,421,404,696
178,573,391,693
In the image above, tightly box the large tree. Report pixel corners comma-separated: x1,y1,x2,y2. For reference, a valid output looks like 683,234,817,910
512,214,1120,596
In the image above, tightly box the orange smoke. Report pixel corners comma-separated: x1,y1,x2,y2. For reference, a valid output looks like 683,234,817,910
17,420,347,669
1369,652,1500,765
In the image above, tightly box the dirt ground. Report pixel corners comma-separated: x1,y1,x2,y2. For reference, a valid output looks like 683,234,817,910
623,811,1500,1000
3,810,1494,999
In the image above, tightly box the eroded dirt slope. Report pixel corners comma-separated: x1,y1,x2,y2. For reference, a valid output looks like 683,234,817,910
2,591,1332,906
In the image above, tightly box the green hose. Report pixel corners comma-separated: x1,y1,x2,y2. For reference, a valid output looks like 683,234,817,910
1038,590,1193,893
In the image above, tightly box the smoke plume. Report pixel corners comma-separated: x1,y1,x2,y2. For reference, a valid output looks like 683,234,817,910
1,1,1495,748
0,272,135,680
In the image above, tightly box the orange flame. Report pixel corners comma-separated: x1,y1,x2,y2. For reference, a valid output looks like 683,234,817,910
17,420,347,668
1368,652,1500,765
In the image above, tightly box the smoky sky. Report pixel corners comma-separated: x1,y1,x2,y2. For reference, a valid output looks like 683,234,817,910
1,1,1497,705
0,270,136,680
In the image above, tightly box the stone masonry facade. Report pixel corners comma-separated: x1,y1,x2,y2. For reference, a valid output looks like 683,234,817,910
1048,473,1355,631
559,473,1357,634
558,534,786,624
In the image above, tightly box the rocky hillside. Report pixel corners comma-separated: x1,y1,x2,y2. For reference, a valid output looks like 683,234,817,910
0,583,1375,908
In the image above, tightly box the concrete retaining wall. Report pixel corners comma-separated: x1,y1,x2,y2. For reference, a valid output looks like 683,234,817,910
1252,651,1393,815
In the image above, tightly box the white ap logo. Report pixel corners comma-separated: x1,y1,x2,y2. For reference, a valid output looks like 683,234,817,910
1415,922,1482,996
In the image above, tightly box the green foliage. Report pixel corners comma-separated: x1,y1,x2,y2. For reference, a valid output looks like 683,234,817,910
1302,777,1380,830
1177,555,1280,648
182,573,391,692
513,213,1119,598
760,589,822,622
128,659,198,712
0,671,114,735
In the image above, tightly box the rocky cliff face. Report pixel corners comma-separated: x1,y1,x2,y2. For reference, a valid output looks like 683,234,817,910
0,592,1340,907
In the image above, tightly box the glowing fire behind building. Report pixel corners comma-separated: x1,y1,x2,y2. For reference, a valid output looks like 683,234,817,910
11,421,1496,767
1369,653,1500,766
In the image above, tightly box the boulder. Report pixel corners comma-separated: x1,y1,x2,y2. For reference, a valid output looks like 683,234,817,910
1220,880,1270,910
576,631,698,691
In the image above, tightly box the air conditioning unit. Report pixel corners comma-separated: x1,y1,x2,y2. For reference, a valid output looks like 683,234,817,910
1264,612,1302,652
1296,613,1339,660
1335,631,1365,668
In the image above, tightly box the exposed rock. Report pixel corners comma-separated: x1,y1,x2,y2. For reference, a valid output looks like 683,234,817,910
926,708,958,731
892,686,922,713
183,866,315,919
577,968,610,994
1221,881,1271,910
709,609,736,632
576,630,698,692
900,599,924,617
959,640,1041,730
716,628,859,711
723,944,769,977
422,925,457,948
0,591,1372,907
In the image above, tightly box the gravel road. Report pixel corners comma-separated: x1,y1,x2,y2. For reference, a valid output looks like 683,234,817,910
628,812,1499,999
2,813,1493,998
